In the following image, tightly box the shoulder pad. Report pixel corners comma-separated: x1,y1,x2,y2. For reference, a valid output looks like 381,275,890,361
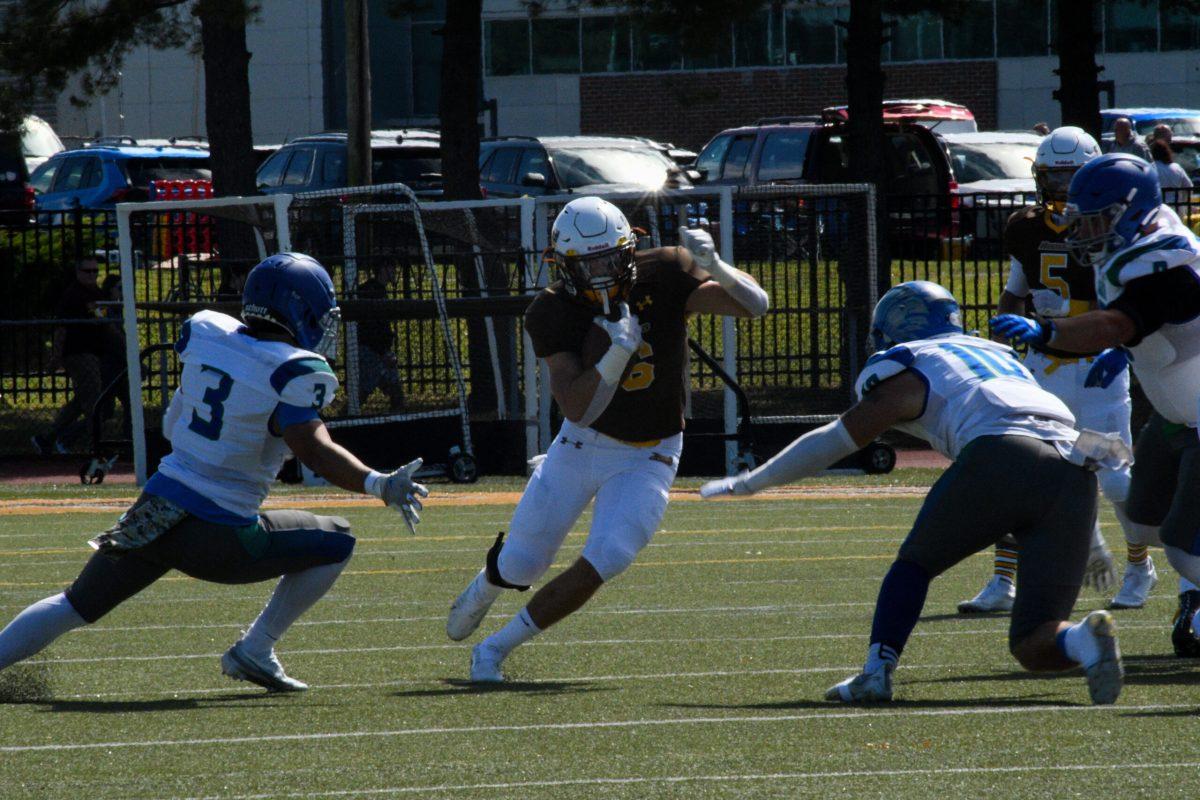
1098,233,1200,303
856,345,914,397
271,356,339,408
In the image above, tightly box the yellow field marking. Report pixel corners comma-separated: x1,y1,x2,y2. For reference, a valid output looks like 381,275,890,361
0,485,930,516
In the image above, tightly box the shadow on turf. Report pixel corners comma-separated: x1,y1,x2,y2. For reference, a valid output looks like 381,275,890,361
22,694,292,713
908,653,1200,688
392,679,608,698
661,694,1075,712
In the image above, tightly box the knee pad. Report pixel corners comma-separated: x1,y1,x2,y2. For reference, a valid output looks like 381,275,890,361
488,532,535,590
582,530,651,582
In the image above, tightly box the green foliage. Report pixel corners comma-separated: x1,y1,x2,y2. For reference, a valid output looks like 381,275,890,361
0,216,115,319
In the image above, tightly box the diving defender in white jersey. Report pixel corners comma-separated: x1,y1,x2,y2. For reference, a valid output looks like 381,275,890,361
703,281,1125,705
0,253,428,692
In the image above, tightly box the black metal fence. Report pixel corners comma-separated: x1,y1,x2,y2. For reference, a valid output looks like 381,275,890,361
3,187,1198,458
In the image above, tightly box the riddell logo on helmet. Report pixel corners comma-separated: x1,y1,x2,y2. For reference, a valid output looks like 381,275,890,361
243,303,271,317
586,243,611,252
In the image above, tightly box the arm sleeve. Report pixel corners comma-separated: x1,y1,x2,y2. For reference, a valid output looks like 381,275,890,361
1004,258,1031,297
273,402,321,431
1105,268,1200,346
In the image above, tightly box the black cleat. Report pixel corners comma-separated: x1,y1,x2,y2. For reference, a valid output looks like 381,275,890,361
1171,590,1200,658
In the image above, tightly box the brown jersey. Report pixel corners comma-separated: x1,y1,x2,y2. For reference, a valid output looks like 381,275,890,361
523,246,705,442
1003,204,1095,318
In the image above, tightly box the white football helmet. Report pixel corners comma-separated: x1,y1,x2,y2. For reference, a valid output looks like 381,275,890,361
1033,126,1101,207
550,196,637,314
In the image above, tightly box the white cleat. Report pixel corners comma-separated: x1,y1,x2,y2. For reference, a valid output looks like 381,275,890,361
957,576,1015,614
1080,610,1123,705
1109,557,1158,609
470,643,507,683
447,570,502,641
825,666,893,703
220,641,307,692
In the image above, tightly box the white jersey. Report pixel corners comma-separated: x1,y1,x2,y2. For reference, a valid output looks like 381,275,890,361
1094,205,1200,425
855,333,1077,460
155,310,338,521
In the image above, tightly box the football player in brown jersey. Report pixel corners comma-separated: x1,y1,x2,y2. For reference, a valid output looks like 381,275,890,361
959,127,1164,616
445,196,768,682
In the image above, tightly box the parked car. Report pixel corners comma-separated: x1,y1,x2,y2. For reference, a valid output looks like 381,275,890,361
29,142,211,211
478,135,693,197
822,99,978,133
255,129,442,196
1101,107,1200,139
941,131,1040,194
0,131,33,213
1170,137,1200,183
18,115,64,173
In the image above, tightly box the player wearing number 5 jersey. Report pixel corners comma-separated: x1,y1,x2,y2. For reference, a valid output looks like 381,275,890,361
0,253,428,692
703,281,1126,706
446,197,768,682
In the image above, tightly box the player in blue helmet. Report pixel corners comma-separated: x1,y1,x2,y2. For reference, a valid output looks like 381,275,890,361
994,151,1200,657
0,253,429,693
702,280,1124,705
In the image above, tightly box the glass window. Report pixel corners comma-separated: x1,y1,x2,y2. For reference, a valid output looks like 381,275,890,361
546,145,674,189
695,134,732,178
532,17,580,73
282,148,314,186
997,0,1048,56
256,151,288,188
734,10,776,67
124,157,211,188
785,6,837,65
721,135,755,180
486,20,530,76
1162,5,1200,50
321,149,347,186
944,1,995,59
29,159,59,194
81,157,103,189
481,147,521,184
887,13,942,61
1104,0,1157,52
53,158,89,191
947,141,1039,182
632,22,680,71
373,150,442,184
756,130,812,181
517,148,551,184
412,22,442,116
582,16,631,72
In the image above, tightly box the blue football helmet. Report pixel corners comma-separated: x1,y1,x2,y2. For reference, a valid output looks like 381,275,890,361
1065,153,1162,267
242,252,341,359
869,281,963,352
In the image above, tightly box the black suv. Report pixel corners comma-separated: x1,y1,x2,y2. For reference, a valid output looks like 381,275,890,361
256,129,442,196
478,135,693,197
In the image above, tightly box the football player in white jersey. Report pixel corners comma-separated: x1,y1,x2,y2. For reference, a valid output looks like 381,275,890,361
703,281,1124,705
960,127,1154,614
0,253,428,692
994,152,1200,657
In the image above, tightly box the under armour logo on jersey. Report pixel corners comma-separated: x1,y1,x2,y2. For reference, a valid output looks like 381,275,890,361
636,296,653,312
560,437,584,449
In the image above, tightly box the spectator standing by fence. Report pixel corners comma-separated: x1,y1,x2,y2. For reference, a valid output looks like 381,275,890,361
1151,139,1193,189
356,262,404,411
32,258,107,454
1106,118,1151,161
98,274,131,439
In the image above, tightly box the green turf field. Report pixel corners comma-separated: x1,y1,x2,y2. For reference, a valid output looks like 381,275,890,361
0,472,1195,798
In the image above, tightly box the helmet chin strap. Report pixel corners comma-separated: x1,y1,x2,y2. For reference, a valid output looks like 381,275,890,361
600,291,611,317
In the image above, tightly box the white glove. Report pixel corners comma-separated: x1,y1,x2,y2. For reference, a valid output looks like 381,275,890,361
699,472,754,498
594,301,642,355
680,227,716,269
1083,539,1116,593
371,458,429,534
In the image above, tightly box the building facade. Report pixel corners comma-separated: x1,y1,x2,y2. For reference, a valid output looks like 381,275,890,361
52,1,1200,149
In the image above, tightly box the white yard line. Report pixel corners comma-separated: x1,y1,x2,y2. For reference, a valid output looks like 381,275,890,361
3,704,1193,754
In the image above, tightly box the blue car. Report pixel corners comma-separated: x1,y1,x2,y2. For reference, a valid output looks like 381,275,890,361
1101,108,1200,138
29,140,211,211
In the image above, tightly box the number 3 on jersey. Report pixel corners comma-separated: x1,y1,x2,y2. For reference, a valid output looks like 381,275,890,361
621,341,655,391
188,365,233,440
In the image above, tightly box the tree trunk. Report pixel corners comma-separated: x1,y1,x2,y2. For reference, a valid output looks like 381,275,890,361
197,0,258,263
438,0,482,201
1054,0,1102,139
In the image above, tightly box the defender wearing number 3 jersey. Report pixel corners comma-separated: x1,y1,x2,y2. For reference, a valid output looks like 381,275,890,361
702,281,1124,706
0,253,428,693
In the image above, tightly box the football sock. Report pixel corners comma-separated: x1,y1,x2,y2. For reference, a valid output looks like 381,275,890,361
1056,620,1102,668
994,545,1019,585
0,592,86,671
484,607,540,656
1126,544,1149,566
864,642,899,673
241,557,350,658
868,559,931,660
472,569,504,603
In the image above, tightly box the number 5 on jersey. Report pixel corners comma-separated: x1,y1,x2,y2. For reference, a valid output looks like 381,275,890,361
188,365,233,440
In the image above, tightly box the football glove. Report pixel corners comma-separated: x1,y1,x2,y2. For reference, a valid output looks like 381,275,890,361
377,459,429,534
594,301,642,355
1083,539,1117,593
699,472,754,498
1085,347,1129,389
990,314,1054,345
680,227,717,269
